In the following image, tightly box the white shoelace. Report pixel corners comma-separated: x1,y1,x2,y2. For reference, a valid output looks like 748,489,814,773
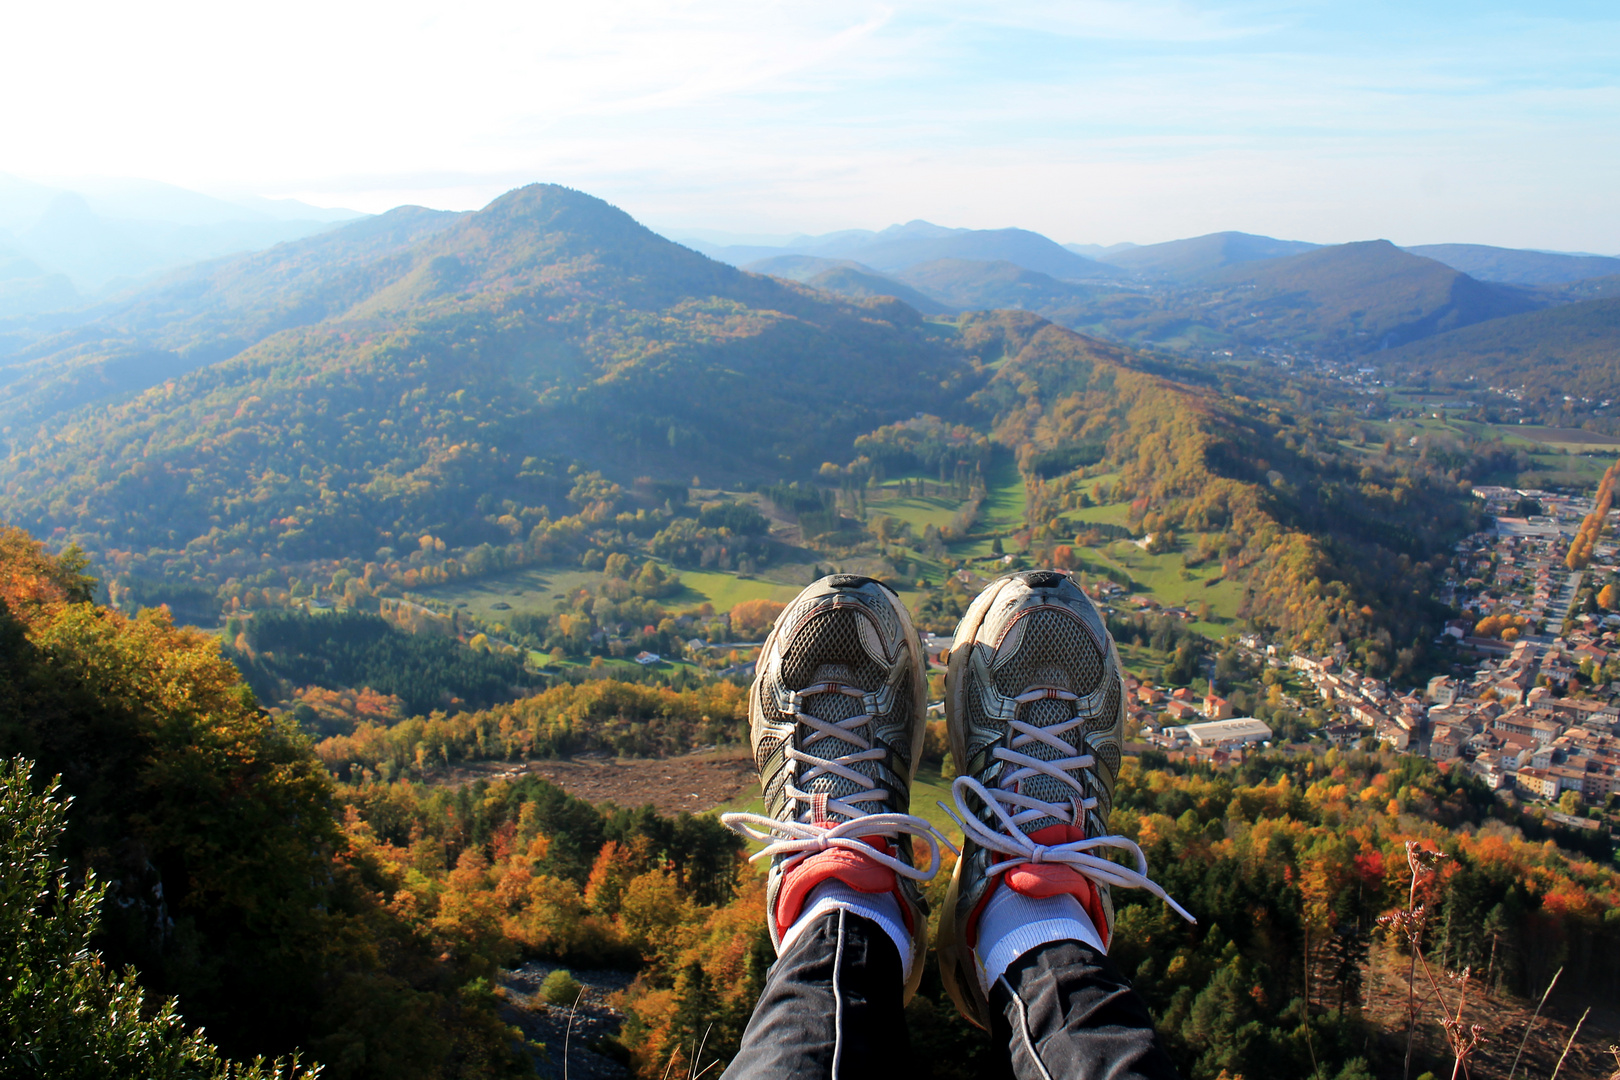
944,687,1196,924
723,681,954,880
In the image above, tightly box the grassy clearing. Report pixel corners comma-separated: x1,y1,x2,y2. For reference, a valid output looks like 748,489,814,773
1116,641,1171,682
663,568,805,611
1521,453,1609,487
417,567,596,625
420,562,803,623
1486,423,1620,452
871,492,965,534
982,458,1027,527
1077,540,1245,636
1066,501,1132,528
526,655,707,679
948,535,998,559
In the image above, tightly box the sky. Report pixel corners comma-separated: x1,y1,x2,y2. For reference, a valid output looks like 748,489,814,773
3,0,1617,250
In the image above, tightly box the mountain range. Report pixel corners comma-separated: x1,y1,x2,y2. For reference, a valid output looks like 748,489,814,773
708,228,1620,408
0,174,365,313
740,238,1542,363
686,220,1617,286
0,183,1489,666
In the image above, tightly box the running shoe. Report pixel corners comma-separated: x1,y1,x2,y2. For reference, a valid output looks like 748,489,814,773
722,574,947,1001
938,570,1194,1028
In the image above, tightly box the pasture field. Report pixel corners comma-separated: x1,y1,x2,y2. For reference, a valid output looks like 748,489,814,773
870,490,965,534
664,567,807,611
982,457,1028,526
417,566,598,625
418,563,805,624
1066,500,1132,528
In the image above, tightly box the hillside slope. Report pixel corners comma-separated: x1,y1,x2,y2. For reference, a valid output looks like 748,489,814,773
802,265,952,314
1378,296,1620,407
964,313,1467,659
1204,240,1538,354
0,206,465,433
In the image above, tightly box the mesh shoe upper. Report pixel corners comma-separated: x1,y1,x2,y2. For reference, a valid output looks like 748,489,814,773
722,574,944,1001
938,570,1193,1028
755,579,919,827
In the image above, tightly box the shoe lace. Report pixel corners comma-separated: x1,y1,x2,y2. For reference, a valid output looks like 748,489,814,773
723,680,955,881
943,687,1196,923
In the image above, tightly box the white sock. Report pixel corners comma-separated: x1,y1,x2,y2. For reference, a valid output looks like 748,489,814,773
779,879,914,980
973,886,1106,994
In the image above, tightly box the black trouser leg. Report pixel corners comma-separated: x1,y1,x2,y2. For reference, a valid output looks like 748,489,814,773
722,909,911,1080
990,941,1182,1080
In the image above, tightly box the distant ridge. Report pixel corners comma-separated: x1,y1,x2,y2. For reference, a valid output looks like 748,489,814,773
824,226,1122,281
742,254,951,314
1099,231,1320,279
0,205,464,429
0,173,368,304
1404,243,1620,286
1065,241,1138,259
687,220,1123,281
897,258,1099,313
741,254,866,282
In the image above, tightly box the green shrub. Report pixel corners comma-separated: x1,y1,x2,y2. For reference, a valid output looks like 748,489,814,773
541,969,583,1007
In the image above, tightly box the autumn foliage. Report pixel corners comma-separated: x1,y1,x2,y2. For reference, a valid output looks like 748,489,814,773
728,598,787,638
1566,459,1620,570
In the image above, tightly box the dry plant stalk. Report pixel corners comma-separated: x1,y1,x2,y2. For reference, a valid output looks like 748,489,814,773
1377,841,1485,1080
1508,967,1563,1080
1549,1009,1589,1080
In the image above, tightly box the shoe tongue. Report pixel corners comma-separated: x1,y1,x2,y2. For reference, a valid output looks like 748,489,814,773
1006,695,1081,834
1029,822,1085,846
799,663,880,823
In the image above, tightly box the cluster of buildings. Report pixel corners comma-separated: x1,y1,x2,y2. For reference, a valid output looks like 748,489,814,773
1283,650,1428,751
1423,653,1620,806
1127,679,1274,764
1268,504,1620,817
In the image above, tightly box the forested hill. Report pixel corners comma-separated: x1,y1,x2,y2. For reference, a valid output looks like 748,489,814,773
1201,240,1537,352
960,312,1472,664
0,184,977,557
